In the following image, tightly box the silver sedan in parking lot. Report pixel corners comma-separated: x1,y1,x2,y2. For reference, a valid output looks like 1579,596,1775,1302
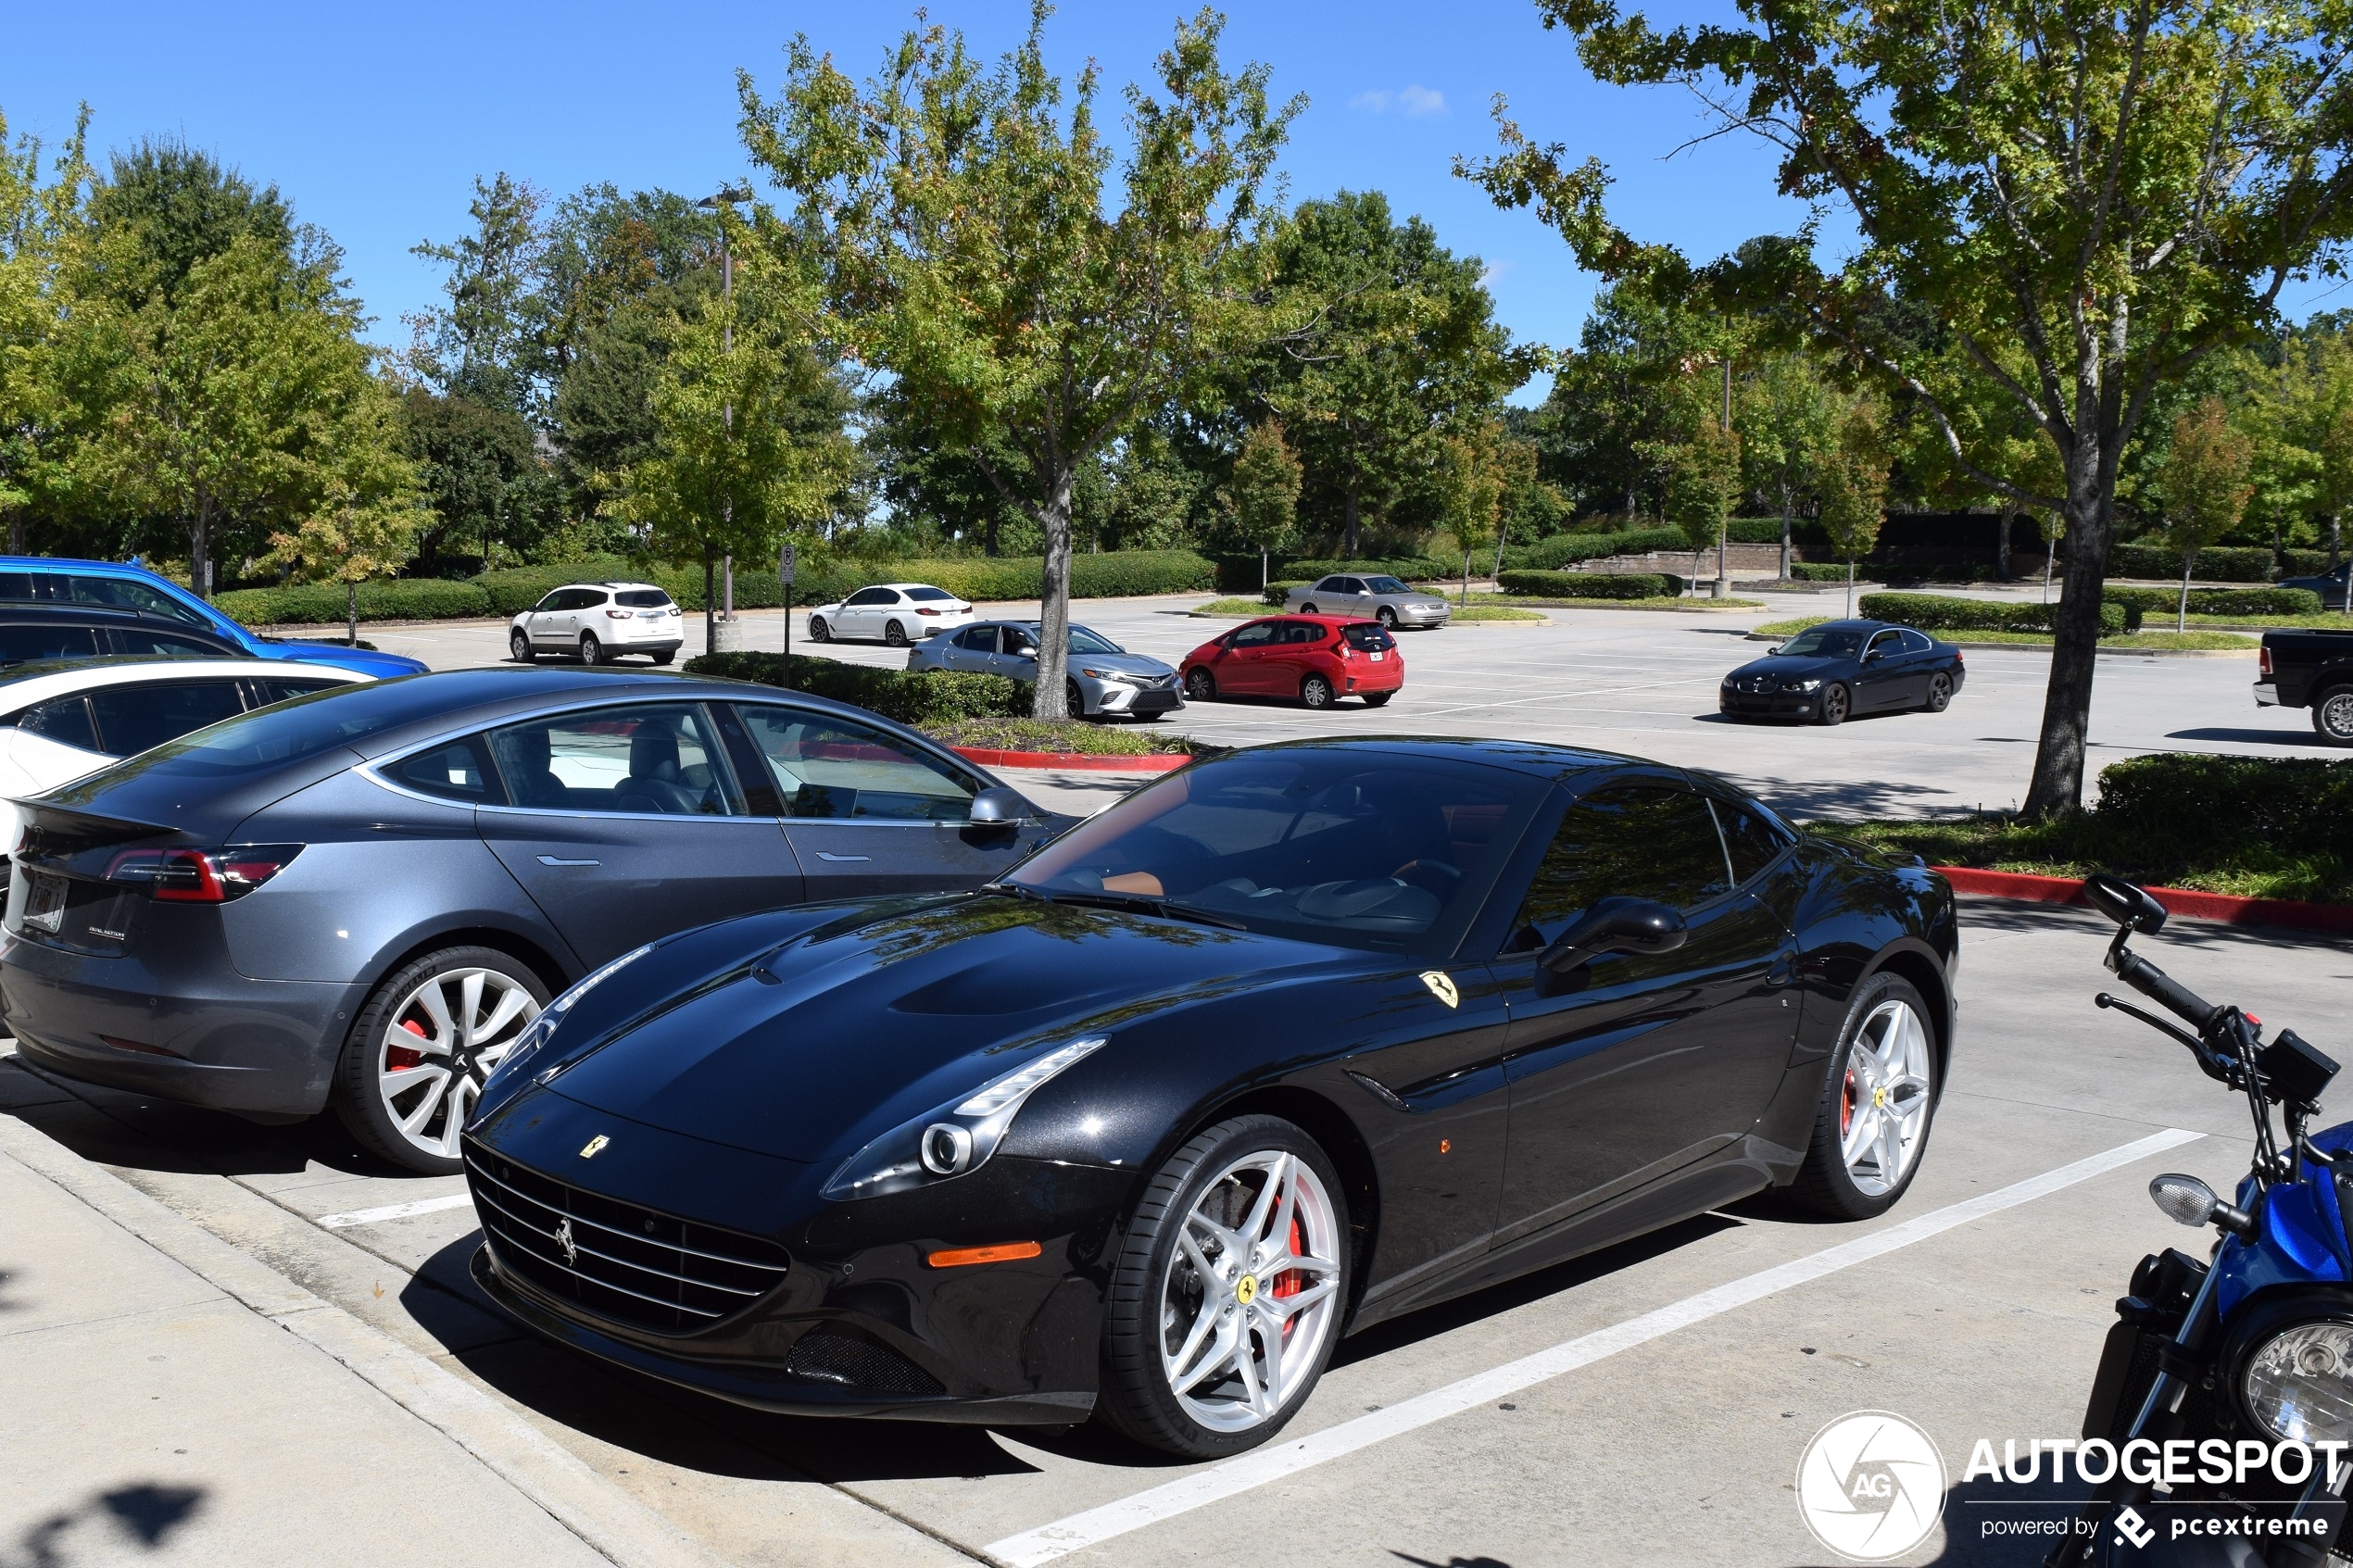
1286,572,1453,629
908,620,1185,718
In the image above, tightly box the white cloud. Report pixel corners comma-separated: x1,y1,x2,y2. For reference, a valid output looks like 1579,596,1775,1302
1353,84,1447,118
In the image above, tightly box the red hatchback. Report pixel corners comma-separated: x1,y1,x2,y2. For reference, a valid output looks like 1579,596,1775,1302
1179,615,1403,709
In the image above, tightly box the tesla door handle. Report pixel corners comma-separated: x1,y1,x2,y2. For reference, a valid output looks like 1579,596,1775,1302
535,855,601,867
814,852,871,862
1768,955,1796,985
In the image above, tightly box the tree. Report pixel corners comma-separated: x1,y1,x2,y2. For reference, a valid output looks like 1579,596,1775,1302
1466,0,2353,813
262,424,425,645
2157,398,2256,630
1658,419,1740,596
744,6,1300,719
1525,284,1727,520
1222,419,1302,587
407,174,551,421
0,109,89,554
1437,418,1508,604
396,387,538,571
1817,403,1891,617
1737,350,1839,581
611,245,850,648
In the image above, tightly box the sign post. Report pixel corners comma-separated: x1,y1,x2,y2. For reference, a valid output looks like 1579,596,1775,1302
778,542,797,687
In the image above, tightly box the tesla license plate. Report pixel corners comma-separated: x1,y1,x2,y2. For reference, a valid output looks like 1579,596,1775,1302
24,873,66,934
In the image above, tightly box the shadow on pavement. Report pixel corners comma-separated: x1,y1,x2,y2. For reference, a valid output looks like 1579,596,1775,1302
0,1057,395,1183
1732,777,1965,820
5,1481,206,1566
2166,726,2322,747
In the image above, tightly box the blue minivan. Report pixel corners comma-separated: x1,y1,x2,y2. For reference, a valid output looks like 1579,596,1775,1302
0,558,426,679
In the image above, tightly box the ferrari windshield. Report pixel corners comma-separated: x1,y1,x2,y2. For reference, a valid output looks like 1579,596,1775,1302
1775,625,1869,658
1006,749,1543,952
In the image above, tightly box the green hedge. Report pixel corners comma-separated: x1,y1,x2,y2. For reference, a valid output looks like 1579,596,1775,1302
2104,585,2322,620
683,651,1029,724
215,579,495,625
1262,579,1312,606
806,550,1215,606
1501,526,1692,571
2108,544,2275,582
1496,571,1679,599
1858,591,2128,635
1280,556,1451,583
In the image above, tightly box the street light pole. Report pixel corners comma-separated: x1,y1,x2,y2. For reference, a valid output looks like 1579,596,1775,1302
697,185,754,649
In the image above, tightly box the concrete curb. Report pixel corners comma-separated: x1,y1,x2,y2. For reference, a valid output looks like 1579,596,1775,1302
953,746,1192,772
1936,865,2353,935
0,1112,737,1568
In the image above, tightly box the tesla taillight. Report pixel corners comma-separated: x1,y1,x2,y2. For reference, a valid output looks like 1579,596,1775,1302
106,845,303,902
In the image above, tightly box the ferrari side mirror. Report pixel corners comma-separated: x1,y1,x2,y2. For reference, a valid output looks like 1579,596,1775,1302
1540,897,1689,976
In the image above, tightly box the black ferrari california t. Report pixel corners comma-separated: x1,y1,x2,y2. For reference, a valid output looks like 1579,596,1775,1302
1719,618,1966,725
462,737,1957,1457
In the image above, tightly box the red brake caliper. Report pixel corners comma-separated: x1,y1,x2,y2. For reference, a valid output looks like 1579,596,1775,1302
387,1017,427,1073
1840,1069,1857,1136
1271,1198,1306,1340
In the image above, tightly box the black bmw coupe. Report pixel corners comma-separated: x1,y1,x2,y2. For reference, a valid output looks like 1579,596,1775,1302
1720,618,1966,724
463,738,1957,1457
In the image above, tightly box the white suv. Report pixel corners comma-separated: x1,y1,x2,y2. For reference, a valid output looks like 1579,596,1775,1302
510,583,685,665
806,583,975,646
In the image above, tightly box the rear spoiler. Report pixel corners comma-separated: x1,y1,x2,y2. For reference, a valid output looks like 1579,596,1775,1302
12,801,176,864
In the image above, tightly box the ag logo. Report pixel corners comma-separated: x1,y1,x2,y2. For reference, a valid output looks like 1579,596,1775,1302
1795,1410,1946,1561
1419,971,1459,1009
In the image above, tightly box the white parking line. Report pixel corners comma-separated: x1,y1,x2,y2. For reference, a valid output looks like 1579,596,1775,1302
315,1193,474,1230
985,1125,2202,1567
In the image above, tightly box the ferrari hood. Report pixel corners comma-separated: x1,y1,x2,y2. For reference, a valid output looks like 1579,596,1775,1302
541,895,1328,1163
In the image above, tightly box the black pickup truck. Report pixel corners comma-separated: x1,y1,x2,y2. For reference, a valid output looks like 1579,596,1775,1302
2259,629,2353,742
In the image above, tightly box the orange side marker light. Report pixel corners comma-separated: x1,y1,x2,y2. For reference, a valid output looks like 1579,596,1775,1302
926,1240,1044,1269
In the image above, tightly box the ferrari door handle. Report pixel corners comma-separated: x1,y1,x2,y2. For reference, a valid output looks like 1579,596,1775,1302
535,855,600,867
814,852,870,862
1768,954,1796,985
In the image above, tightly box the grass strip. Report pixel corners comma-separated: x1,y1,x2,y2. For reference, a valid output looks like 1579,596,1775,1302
918,717,1197,756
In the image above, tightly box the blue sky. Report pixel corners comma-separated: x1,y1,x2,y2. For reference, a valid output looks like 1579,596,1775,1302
2,2,1845,402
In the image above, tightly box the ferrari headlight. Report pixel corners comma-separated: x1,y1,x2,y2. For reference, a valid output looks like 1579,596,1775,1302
2242,1320,2353,1443
822,1036,1106,1201
482,942,656,1097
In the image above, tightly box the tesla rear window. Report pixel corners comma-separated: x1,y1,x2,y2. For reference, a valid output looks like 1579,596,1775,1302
72,680,467,783
1008,750,1543,953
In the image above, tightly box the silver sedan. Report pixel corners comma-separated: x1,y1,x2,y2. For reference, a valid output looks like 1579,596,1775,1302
1285,573,1452,629
908,621,1186,718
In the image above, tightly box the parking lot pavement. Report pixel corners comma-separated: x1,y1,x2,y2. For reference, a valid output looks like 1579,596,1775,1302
4,897,2339,1566
369,589,2324,822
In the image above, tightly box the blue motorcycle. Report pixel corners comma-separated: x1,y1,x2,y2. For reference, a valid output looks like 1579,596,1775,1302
2053,874,2349,1566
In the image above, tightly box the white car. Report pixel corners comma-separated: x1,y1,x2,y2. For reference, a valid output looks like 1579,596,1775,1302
509,582,686,666
0,658,372,852
806,583,975,646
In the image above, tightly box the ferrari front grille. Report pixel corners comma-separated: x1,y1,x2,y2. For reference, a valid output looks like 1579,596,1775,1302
464,1145,791,1335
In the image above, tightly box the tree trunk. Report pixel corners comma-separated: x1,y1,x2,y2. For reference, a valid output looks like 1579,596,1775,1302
346,582,359,646
1995,508,2013,580
1260,547,1268,591
702,546,716,655
2178,555,2193,634
1845,556,1855,618
2045,533,2056,603
1692,547,1705,598
1342,481,1361,559
1715,518,1728,595
1461,550,1471,608
1778,485,1793,581
1032,467,1077,721
984,509,1001,558
2021,467,2116,818
187,512,211,602
2333,514,2343,569
7,510,23,554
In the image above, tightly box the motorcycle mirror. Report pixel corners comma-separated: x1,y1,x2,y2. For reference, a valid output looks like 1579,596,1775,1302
1541,897,1689,976
2085,872,2168,935
2148,1172,2253,1236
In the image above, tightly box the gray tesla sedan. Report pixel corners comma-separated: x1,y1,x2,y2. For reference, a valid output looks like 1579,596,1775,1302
906,620,1184,718
0,668,1065,1173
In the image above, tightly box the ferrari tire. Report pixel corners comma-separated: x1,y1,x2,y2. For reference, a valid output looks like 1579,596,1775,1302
809,615,831,643
333,947,549,1175
1815,682,1851,726
1097,1115,1349,1458
1785,972,1939,1220
510,631,535,664
1185,669,1216,702
1301,674,1336,709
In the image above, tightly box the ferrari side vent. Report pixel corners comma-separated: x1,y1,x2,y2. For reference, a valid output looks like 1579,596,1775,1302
785,1325,946,1395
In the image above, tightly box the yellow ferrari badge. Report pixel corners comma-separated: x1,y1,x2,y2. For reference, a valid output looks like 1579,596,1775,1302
1419,971,1459,1009
1236,1273,1259,1305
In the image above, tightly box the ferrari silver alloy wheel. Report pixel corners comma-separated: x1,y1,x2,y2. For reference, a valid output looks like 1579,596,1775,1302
377,968,542,1160
1840,997,1933,1197
1158,1149,1343,1433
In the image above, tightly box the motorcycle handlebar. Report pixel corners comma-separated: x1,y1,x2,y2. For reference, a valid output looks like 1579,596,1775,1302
2114,951,2221,1035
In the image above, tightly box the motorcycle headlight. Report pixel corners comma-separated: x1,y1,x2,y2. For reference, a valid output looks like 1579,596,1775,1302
481,942,656,1097
2241,1319,2353,1443
822,1036,1105,1201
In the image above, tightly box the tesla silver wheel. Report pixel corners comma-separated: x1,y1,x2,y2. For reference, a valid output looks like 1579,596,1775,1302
1839,998,1932,1198
376,967,541,1162
1156,1149,1343,1435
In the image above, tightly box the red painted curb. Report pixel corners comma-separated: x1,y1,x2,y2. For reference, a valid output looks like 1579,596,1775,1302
1933,865,2353,935
951,746,1193,772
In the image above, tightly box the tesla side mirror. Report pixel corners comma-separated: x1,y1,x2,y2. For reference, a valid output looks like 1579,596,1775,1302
968,786,1031,825
1539,897,1689,976
2084,872,2168,935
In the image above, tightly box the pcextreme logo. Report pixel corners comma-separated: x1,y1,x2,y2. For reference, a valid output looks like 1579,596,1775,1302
1796,1411,1949,1562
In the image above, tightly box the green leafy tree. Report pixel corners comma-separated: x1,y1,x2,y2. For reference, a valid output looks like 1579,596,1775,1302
262,411,426,644
1437,419,1508,603
745,6,1301,718
1223,419,1302,587
407,174,552,421
1658,418,1740,596
1529,285,1730,521
1813,399,1891,616
396,387,539,571
0,110,90,554
2156,398,2256,630
1736,350,1838,581
1466,0,2353,814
